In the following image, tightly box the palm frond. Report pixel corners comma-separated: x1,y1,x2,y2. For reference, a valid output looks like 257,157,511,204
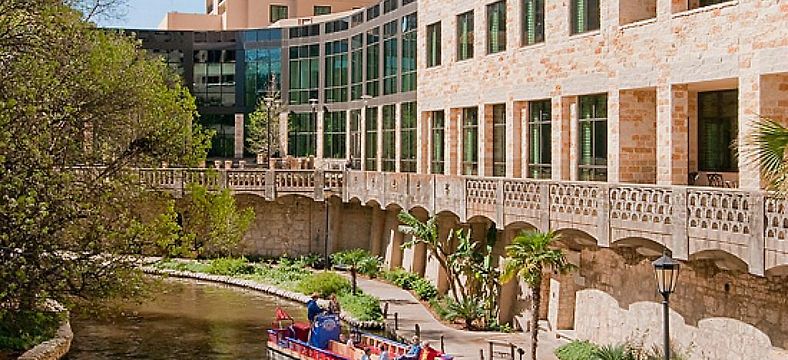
744,116,788,192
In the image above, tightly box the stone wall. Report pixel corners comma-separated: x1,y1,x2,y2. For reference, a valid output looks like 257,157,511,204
572,247,788,359
18,314,73,360
618,89,657,184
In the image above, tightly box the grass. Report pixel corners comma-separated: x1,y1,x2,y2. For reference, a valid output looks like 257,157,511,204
153,257,383,322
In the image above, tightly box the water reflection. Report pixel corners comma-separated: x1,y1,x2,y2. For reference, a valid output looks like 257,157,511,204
66,278,306,360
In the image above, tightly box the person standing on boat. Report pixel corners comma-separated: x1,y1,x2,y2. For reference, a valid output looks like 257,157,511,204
378,344,390,360
361,347,372,360
307,293,322,322
396,336,422,360
328,293,341,315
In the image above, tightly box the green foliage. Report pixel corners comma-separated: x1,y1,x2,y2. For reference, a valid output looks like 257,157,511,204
338,292,383,321
206,257,255,276
746,116,788,193
443,297,485,329
246,84,284,158
332,249,382,294
428,297,453,320
383,268,420,289
411,278,438,300
555,340,598,360
0,0,210,315
296,272,352,298
179,183,255,258
0,310,64,351
591,344,636,360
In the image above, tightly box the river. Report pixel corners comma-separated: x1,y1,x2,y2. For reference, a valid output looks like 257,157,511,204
65,278,306,360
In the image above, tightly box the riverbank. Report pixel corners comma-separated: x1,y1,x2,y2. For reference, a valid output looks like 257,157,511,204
143,266,384,329
16,315,72,360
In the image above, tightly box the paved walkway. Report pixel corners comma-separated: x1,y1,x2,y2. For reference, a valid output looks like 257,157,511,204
354,277,563,360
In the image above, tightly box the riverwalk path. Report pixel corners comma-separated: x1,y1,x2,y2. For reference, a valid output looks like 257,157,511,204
353,277,563,360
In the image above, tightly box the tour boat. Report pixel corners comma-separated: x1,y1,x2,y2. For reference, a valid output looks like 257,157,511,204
267,310,451,360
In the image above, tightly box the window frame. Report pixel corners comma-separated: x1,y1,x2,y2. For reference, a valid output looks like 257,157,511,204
527,99,552,179
426,22,441,67
462,107,479,175
323,111,347,159
577,94,608,182
382,105,397,171
522,0,545,46
288,112,317,157
492,104,507,176
570,0,600,35
314,5,332,16
270,5,289,23
456,11,475,61
486,1,507,54
365,107,379,170
431,111,445,174
400,102,417,172
698,89,738,172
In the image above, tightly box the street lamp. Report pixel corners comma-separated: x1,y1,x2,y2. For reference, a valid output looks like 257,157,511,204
323,185,331,270
652,251,680,360
263,96,280,168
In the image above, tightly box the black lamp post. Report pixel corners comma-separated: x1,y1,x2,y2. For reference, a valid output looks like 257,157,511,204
652,252,680,360
309,98,319,160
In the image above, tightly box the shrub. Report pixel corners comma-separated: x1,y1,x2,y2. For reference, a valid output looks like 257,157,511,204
592,343,636,360
297,272,351,297
555,340,598,360
443,297,484,329
429,297,452,320
411,278,438,300
0,311,64,351
358,256,383,278
338,292,383,321
206,257,254,276
383,268,420,289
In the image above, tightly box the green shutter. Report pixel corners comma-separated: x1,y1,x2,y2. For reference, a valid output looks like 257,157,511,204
575,0,585,33
526,0,536,44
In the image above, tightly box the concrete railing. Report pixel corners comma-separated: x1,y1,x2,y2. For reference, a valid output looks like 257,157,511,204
344,171,788,277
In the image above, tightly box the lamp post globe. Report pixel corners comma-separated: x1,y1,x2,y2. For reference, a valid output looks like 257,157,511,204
653,252,680,360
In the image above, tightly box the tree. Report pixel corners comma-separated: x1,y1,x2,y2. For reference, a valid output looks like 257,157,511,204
66,0,128,21
747,116,788,193
179,183,256,258
246,75,284,163
331,249,378,295
500,230,574,360
0,0,210,316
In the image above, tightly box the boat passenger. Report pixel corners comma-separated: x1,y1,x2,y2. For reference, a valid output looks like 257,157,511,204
378,344,390,360
340,334,354,348
328,293,342,314
396,336,421,360
361,347,372,360
307,292,322,322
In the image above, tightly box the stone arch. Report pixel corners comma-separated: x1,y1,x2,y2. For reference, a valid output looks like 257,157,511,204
611,236,666,258
765,264,788,277
554,228,599,251
689,249,749,273
232,191,267,200
364,199,383,210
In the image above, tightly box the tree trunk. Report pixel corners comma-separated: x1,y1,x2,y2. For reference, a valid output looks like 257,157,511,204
530,280,541,360
351,268,357,295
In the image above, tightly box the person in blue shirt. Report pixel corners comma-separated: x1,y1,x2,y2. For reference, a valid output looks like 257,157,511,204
396,336,422,360
306,292,322,322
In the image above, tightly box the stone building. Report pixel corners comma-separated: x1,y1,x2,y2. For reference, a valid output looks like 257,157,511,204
136,0,788,358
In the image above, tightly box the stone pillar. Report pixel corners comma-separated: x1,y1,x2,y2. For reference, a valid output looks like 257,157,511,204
510,101,525,178
369,206,386,257
656,84,689,185
739,73,761,190
417,111,429,174
346,109,353,164
329,199,342,252
316,110,325,160
569,101,579,181
234,113,245,159
554,97,574,181
279,112,289,157
395,102,402,172
480,104,493,177
377,106,384,171
361,107,367,171
448,108,461,176
607,89,621,182
498,228,519,324
384,209,404,269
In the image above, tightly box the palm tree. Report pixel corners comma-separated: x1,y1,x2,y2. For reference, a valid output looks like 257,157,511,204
747,116,788,192
331,249,375,294
500,230,574,360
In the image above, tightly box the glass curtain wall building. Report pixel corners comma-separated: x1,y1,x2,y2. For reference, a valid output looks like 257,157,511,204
132,0,417,164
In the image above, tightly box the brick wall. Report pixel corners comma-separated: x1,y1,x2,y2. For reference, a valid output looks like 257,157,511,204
619,89,657,183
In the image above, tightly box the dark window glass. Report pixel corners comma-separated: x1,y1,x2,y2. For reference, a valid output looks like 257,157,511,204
366,28,380,97
383,21,398,95
522,0,545,45
325,40,348,103
698,0,731,8
698,90,738,172
325,18,349,34
492,104,506,176
578,94,607,181
270,5,288,23
244,47,282,112
571,0,600,34
350,109,362,168
204,114,236,158
324,111,346,159
351,34,364,100
462,107,478,175
384,0,398,14
400,102,417,172
352,12,364,27
487,1,506,54
288,44,319,105
528,99,552,179
401,13,417,92
367,5,380,20
431,111,445,174
365,107,379,170
457,11,474,61
427,22,441,67
193,49,236,107
382,105,397,171
288,112,317,157
314,5,331,15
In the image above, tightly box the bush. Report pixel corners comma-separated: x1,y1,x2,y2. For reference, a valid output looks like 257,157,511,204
411,278,438,300
338,292,383,321
555,340,598,360
297,272,351,297
206,257,254,276
443,297,484,329
592,343,636,360
383,268,420,289
0,311,64,351
429,297,452,320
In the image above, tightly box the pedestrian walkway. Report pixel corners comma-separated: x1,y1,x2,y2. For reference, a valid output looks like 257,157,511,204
354,277,563,360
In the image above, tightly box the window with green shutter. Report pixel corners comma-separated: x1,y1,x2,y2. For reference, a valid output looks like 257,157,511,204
522,0,545,45
487,1,506,54
400,102,417,172
431,111,445,174
571,0,599,35
492,104,507,176
270,5,288,23
698,90,738,172
578,94,607,181
462,107,479,175
457,11,474,61
427,22,441,67
382,105,397,171
528,99,552,179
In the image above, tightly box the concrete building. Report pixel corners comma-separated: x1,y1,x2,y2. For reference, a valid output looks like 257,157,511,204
136,0,788,359
159,0,379,31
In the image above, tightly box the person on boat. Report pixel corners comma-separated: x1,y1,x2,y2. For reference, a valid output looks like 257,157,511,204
361,347,372,360
378,344,390,360
307,292,322,322
328,293,341,315
339,334,354,348
396,336,422,360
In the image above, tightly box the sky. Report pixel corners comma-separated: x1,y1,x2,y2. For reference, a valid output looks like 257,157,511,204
98,0,203,29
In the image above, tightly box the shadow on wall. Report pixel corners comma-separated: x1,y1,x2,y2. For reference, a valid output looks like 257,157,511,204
575,288,787,360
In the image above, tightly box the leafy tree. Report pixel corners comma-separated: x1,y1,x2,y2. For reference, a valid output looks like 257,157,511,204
179,183,255,258
246,76,284,162
501,230,574,360
0,0,210,317
746,116,788,193
332,249,380,294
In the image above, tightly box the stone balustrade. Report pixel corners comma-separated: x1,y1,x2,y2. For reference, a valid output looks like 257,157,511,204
344,171,788,277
